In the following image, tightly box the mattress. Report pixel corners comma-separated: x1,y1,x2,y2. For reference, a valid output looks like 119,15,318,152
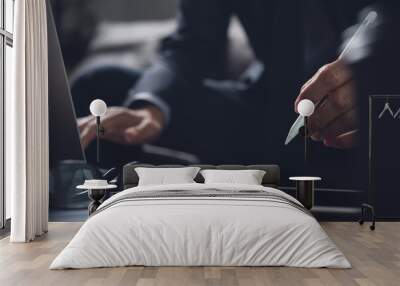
50,183,351,269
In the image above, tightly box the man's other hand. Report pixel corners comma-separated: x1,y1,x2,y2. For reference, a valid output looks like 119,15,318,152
295,59,358,149
78,106,164,149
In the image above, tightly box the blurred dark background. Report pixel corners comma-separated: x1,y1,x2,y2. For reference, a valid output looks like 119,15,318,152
48,0,400,220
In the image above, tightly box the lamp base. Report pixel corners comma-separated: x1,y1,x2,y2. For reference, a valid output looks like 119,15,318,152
87,189,106,215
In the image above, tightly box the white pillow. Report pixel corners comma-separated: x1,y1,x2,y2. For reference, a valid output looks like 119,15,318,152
200,169,266,185
135,167,200,186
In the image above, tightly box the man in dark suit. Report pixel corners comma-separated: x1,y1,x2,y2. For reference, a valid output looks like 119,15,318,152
74,0,400,185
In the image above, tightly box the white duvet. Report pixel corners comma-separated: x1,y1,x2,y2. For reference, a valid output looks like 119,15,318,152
50,183,351,269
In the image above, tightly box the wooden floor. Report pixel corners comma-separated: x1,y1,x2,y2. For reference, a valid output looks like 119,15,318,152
0,222,399,286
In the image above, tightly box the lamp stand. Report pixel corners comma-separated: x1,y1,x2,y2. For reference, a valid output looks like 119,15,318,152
304,116,308,163
95,116,105,165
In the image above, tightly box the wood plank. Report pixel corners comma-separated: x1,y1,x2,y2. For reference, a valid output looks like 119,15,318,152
0,222,399,286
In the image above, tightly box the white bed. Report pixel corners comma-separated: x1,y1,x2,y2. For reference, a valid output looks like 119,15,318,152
50,183,351,269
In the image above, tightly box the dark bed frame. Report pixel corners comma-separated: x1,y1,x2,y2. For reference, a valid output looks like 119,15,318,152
122,164,280,190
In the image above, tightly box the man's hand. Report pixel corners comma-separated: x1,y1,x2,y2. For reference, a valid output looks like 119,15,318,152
295,59,359,149
78,106,164,149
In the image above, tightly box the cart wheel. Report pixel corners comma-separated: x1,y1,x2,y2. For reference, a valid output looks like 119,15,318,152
370,225,375,231
359,220,364,225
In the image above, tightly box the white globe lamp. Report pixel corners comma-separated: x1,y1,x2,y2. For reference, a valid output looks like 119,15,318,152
298,99,315,117
297,99,315,163
89,99,107,164
90,99,107,117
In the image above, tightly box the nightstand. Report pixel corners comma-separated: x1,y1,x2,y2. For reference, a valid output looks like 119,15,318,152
289,177,322,210
77,181,117,215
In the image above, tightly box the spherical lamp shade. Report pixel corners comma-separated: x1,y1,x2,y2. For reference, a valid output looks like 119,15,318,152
298,99,315,117
90,99,107,117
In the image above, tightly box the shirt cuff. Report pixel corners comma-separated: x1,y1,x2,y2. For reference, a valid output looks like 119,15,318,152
124,92,171,124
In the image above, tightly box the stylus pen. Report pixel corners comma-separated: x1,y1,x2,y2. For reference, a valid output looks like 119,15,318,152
338,11,377,60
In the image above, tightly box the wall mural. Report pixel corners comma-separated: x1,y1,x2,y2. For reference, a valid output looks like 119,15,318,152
48,0,400,219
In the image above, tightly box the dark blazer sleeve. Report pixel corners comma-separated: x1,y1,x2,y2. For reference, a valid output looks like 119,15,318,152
124,0,233,120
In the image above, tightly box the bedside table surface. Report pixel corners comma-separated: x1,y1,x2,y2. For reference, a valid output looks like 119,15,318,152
76,184,117,190
289,176,322,181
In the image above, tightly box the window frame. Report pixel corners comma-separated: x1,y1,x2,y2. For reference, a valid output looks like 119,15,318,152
0,0,14,230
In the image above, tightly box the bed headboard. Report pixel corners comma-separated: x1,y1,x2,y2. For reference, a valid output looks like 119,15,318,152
122,164,280,189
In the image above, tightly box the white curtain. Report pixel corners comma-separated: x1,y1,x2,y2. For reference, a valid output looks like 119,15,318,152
8,0,49,242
